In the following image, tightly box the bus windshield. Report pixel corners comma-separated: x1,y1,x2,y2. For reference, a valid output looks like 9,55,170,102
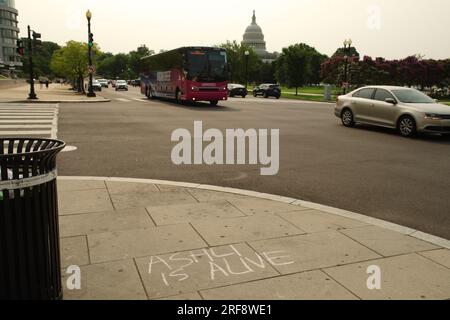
186,50,228,82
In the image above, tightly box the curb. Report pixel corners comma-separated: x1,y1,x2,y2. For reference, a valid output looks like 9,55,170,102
58,176,450,250
2,99,111,104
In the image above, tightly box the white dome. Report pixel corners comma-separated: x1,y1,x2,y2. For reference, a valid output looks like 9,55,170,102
241,11,268,57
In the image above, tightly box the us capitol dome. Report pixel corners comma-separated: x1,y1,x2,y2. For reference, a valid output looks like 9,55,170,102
241,10,278,63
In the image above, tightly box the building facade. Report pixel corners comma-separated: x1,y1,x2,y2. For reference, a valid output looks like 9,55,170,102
242,11,278,63
0,0,22,73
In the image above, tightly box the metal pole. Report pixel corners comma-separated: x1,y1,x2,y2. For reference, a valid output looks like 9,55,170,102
87,18,96,97
245,55,249,90
343,54,348,95
27,25,37,100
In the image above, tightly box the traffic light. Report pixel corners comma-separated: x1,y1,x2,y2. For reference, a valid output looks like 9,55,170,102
32,31,42,45
88,33,94,48
16,40,25,56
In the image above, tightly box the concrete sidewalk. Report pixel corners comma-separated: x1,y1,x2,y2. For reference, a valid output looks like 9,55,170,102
58,177,450,300
0,84,110,103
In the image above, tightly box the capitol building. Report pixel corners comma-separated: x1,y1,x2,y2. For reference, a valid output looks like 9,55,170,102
242,11,278,63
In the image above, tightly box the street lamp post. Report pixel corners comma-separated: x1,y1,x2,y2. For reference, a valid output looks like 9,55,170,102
27,25,37,100
342,39,352,95
86,10,96,97
244,50,250,89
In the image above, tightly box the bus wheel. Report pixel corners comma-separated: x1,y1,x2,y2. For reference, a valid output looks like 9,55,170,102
175,89,182,104
210,100,219,106
147,87,154,99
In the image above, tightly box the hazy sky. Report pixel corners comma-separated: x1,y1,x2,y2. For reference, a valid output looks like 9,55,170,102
15,0,450,59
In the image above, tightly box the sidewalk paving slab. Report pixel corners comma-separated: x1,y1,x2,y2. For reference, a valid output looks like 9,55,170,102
88,224,207,264
158,292,203,300
58,179,106,192
324,253,450,300
340,226,439,257
278,209,369,233
191,214,306,246
134,243,280,300
418,249,450,269
59,188,114,215
109,189,198,210
57,178,450,300
227,198,309,216
0,84,110,104
147,200,246,226
248,232,381,274
200,271,358,300
60,208,155,238
63,259,147,300
60,236,90,269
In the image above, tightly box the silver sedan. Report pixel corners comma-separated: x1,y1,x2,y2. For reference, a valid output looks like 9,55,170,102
335,86,450,137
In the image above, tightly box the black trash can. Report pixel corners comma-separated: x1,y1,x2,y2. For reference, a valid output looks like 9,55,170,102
0,138,66,300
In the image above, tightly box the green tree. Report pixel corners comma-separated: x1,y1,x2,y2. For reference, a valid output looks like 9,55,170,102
21,41,60,79
332,46,360,59
128,45,154,78
275,44,311,95
50,41,99,92
219,40,260,84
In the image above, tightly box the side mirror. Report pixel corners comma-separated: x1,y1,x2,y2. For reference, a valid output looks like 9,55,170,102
385,98,397,105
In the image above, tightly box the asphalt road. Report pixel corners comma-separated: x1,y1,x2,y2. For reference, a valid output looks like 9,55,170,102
58,86,450,239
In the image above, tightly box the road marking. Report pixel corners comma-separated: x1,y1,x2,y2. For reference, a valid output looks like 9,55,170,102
0,103,59,139
0,125,53,129
0,120,53,123
116,98,131,102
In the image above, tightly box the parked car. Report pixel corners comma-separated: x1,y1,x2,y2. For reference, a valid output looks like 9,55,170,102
98,79,109,88
91,80,102,92
228,84,248,98
115,80,128,91
335,86,450,137
253,84,281,99
131,79,141,87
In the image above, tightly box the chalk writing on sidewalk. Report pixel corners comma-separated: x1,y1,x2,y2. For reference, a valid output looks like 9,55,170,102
146,245,294,286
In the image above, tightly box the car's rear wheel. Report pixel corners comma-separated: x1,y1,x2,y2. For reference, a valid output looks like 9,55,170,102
341,109,355,127
210,100,219,106
398,115,417,137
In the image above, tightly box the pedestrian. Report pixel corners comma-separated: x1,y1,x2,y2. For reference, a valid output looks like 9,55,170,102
45,80,49,89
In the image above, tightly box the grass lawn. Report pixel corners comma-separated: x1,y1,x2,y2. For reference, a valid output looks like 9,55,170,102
281,85,339,96
440,101,450,106
281,92,336,103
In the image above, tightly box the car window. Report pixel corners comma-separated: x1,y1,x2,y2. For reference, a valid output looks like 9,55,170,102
392,89,435,104
374,89,395,102
354,88,375,100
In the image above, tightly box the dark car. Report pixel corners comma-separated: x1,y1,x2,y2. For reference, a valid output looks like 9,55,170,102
228,84,248,98
253,84,281,99
131,79,141,87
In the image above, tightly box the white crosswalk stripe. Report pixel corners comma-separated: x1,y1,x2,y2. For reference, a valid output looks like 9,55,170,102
0,103,59,139
116,98,131,102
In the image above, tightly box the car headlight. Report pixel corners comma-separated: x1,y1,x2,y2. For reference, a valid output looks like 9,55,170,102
424,113,442,120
